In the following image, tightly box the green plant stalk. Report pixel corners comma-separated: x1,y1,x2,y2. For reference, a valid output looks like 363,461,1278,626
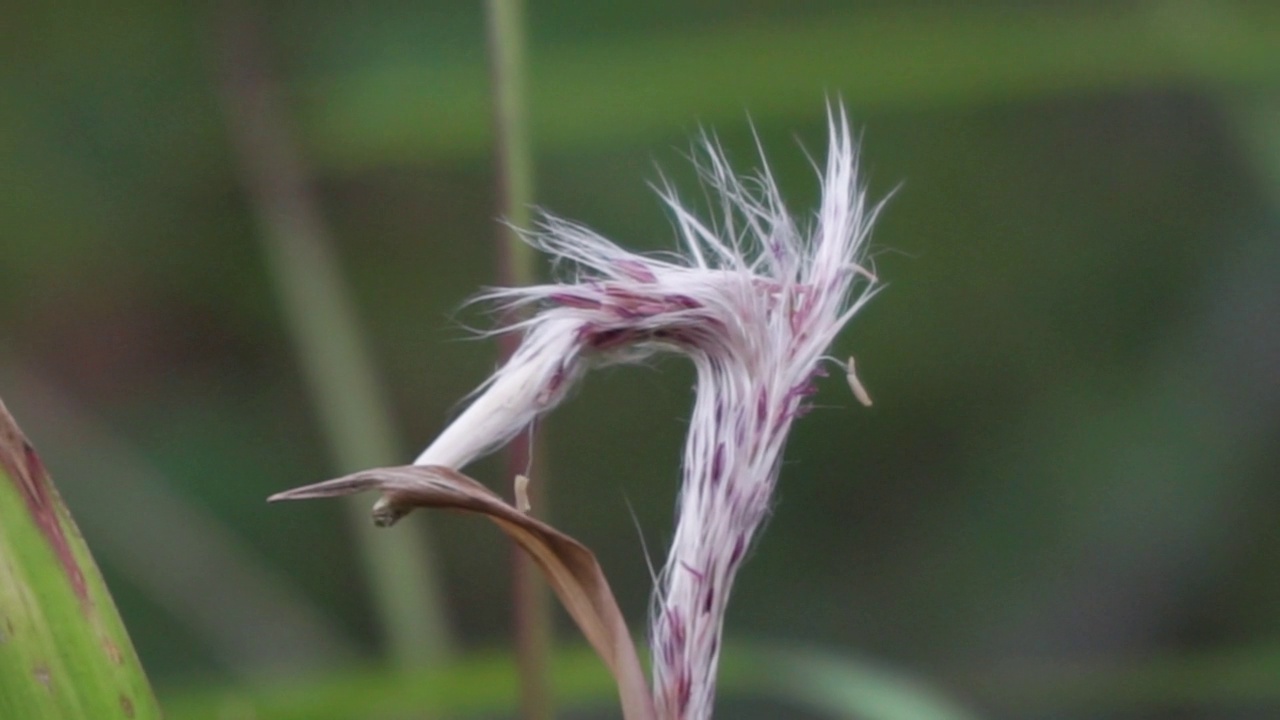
253,207,453,669
485,0,551,718
0,397,161,719
216,3,452,667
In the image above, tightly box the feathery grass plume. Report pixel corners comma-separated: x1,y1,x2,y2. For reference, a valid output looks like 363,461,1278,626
401,106,882,718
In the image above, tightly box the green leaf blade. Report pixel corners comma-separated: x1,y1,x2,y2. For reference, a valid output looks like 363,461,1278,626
0,398,160,720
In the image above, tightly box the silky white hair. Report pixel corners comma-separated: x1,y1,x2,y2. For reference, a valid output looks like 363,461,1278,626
410,105,882,719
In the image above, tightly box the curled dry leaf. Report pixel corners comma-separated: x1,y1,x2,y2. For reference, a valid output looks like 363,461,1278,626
269,466,657,720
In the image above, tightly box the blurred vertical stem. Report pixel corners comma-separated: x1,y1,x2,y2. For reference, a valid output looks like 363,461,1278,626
486,1,551,719
216,3,452,667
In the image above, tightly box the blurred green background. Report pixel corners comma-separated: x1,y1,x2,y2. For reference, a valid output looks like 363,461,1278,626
3,1,1279,718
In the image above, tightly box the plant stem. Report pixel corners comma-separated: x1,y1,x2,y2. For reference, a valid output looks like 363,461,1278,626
485,1,551,718
216,2,453,668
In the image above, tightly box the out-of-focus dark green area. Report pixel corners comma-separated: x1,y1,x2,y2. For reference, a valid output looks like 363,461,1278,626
3,1,1279,718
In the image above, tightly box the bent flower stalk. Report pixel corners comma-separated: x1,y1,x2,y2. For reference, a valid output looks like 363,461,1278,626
409,107,882,719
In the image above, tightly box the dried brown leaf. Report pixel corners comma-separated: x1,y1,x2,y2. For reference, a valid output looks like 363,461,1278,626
270,465,656,720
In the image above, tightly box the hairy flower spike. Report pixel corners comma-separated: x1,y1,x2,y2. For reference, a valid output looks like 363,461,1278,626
408,106,882,719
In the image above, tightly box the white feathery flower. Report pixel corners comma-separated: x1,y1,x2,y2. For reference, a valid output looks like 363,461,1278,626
408,106,882,719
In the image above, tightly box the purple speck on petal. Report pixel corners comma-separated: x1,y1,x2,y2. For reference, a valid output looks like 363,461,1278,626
611,298,687,320
614,258,658,283
676,672,692,713
538,363,569,404
772,407,790,437
574,322,598,342
550,292,602,310
585,327,636,352
791,381,818,399
710,443,724,487
649,328,686,345
610,304,644,321
667,608,686,648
